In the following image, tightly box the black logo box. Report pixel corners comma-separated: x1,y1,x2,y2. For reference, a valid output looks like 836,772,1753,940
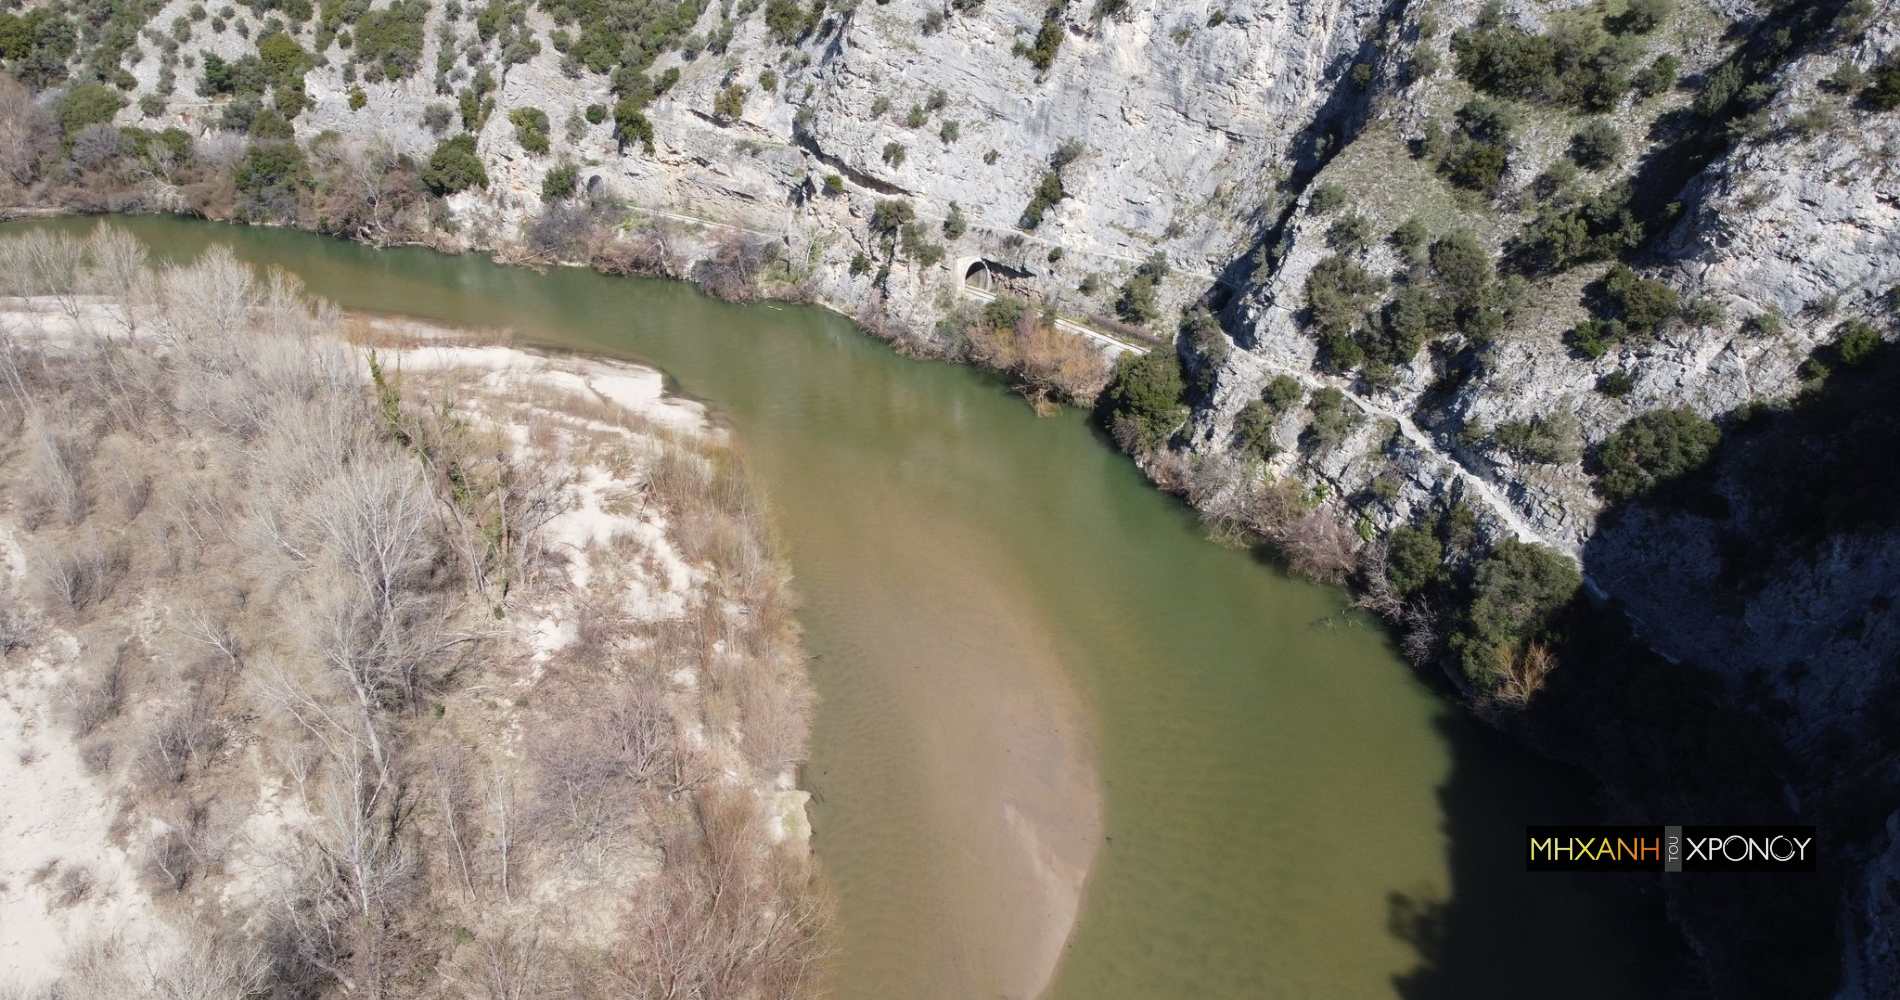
1526,826,1817,872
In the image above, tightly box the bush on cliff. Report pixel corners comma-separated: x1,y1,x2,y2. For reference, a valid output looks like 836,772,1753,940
423,133,487,195
1594,406,1721,501
1101,348,1186,453
1453,538,1581,693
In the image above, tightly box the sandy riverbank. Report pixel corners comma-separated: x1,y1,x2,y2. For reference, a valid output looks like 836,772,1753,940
0,265,819,995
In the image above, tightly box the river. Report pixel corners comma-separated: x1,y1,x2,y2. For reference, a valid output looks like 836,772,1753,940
11,216,1678,1000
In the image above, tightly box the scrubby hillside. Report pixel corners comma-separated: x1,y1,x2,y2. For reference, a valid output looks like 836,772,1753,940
0,225,823,998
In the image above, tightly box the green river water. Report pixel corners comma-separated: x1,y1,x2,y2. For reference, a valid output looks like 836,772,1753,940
14,216,1675,1000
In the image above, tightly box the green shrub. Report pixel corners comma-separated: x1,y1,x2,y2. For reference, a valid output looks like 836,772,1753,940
1019,170,1065,229
423,133,488,195
1325,213,1373,253
1451,4,1634,113
1301,386,1360,453
1682,296,1726,329
1508,180,1640,274
1102,349,1187,452
1602,264,1680,334
1834,319,1884,367
1631,53,1679,99
542,162,578,200
1694,60,1745,119
881,141,906,166
1384,524,1444,597
347,85,367,110
247,107,295,140
1493,411,1582,464
1866,60,1900,111
350,0,427,80
1454,539,1580,690
612,98,653,152
1232,400,1280,460
1568,118,1623,170
1595,407,1720,501
1567,318,1624,359
764,0,809,44
1597,368,1635,398
1115,252,1170,326
584,103,606,124
1437,97,1516,192
899,222,944,265
822,173,844,195
234,139,308,195
714,84,748,120
1263,374,1304,413
509,106,550,154
54,83,124,137
0,8,79,89
1611,0,1670,34
869,198,915,238
1019,5,1064,72
1307,181,1347,215
1303,254,1385,347
1378,285,1453,363
942,201,967,239
1389,217,1429,261
759,67,777,92
939,119,960,144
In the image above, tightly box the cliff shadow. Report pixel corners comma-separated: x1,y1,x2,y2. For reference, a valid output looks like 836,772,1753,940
1384,705,1695,1000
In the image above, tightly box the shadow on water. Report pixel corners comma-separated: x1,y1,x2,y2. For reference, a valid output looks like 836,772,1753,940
1385,708,1696,1000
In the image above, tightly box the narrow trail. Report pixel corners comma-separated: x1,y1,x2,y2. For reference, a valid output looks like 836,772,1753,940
968,298,1568,560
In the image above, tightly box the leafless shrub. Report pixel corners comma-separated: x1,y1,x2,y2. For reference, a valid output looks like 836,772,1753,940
527,671,677,848
463,928,550,1000
601,787,828,1000
523,199,614,261
1494,640,1557,707
1281,513,1360,583
0,594,39,656
736,658,813,778
53,935,135,999
59,650,129,737
52,865,95,907
964,302,1112,409
309,140,427,245
71,125,123,172
36,538,128,614
691,231,776,302
78,738,113,775
132,674,226,790
24,413,92,527
593,219,683,278
149,932,268,1000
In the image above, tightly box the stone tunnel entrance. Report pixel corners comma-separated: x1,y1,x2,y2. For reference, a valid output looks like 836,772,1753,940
960,258,1034,294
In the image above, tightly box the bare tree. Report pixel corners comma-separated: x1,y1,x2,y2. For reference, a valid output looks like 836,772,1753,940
489,764,518,904
25,412,90,527
0,73,53,191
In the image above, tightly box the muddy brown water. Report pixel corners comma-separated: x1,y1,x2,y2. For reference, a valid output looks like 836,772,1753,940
13,216,1678,1000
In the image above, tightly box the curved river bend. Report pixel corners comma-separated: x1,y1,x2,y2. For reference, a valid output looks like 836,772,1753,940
15,217,1675,1000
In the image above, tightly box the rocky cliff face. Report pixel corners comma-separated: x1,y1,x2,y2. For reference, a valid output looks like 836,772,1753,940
88,0,1900,994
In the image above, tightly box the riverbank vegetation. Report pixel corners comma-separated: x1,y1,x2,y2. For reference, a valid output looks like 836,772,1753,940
0,224,825,998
